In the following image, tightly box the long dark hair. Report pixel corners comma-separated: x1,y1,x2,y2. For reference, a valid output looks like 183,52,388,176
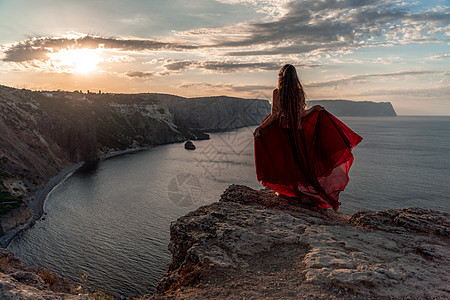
277,64,306,128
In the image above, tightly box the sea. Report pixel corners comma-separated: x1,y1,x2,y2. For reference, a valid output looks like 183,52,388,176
8,116,450,297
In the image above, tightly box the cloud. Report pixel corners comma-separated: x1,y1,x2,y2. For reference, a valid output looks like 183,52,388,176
319,86,450,114
164,60,319,72
176,0,449,56
179,82,232,89
1,44,52,63
105,55,136,63
306,70,444,87
215,0,291,18
426,54,450,60
179,82,273,92
125,70,154,78
2,35,197,63
225,44,328,56
3,1,448,69
120,15,150,25
329,56,403,65
1,0,448,91
164,61,195,71
358,86,450,98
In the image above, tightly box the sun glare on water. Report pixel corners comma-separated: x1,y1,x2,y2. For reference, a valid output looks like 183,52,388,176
47,48,104,74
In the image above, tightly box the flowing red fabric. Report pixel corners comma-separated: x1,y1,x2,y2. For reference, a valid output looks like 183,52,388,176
254,109,362,211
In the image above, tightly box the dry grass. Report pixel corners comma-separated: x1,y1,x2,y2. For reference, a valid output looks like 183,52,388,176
37,268,58,289
80,273,114,300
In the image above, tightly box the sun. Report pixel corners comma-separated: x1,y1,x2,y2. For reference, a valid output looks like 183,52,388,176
47,48,104,74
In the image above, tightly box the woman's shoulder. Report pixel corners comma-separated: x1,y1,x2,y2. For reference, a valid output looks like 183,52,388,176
273,88,279,100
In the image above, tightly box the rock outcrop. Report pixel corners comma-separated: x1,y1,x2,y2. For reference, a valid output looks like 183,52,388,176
309,100,397,117
0,248,89,299
154,185,449,299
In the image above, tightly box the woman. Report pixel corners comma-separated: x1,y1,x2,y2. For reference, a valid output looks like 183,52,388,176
253,64,362,211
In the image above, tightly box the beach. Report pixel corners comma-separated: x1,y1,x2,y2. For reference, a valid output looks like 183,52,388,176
0,162,84,248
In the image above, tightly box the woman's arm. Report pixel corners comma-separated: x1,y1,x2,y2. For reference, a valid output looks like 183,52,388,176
253,113,277,136
271,88,279,115
253,89,279,137
301,105,324,118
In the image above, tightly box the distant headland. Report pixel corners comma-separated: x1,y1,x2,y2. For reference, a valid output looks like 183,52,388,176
309,99,397,117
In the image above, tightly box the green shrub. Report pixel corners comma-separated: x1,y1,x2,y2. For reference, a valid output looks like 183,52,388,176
0,180,23,215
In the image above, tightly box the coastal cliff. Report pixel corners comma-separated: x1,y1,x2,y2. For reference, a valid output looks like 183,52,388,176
153,185,449,299
0,85,270,234
162,96,272,132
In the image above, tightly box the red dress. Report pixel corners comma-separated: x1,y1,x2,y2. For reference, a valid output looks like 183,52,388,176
254,109,362,211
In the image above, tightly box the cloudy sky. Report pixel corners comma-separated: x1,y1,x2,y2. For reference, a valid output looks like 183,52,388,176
0,0,448,115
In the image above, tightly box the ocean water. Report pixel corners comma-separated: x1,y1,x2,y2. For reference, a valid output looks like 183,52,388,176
8,116,450,297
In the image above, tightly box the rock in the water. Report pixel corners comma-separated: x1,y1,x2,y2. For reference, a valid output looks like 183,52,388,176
184,140,196,150
153,185,450,299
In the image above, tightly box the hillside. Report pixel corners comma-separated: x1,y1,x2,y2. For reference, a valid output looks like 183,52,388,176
0,85,270,234
162,95,271,132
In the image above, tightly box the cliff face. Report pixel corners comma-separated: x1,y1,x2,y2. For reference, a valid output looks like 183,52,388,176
0,85,271,232
162,96,272,132
154,185,449,299
309,100,397,117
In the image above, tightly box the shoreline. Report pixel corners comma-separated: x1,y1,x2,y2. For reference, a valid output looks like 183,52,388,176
0,131,211,249
0,146,155,248
0,129,250,248
0,162,84,248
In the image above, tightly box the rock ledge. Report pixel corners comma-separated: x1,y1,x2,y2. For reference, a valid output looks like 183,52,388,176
153,185,449,299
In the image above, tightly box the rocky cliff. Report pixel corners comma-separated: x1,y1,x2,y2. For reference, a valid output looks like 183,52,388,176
162,95,272,132
309,100,397,117
0,248,90,299
0,85,270,233
153,185,449,299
